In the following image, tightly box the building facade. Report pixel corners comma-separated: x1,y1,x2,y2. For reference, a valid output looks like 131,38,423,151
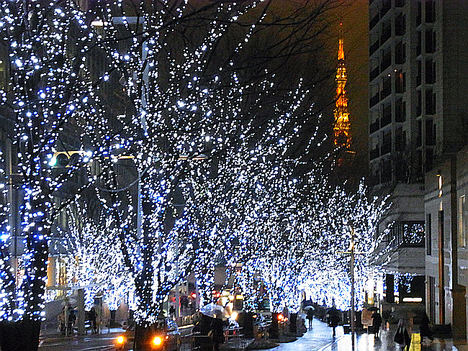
425,147,468,339
369,0,468,339
368,0,426,308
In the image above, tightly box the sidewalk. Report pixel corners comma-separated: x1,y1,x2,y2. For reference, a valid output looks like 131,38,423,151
320,327,456,351
257,319,458,351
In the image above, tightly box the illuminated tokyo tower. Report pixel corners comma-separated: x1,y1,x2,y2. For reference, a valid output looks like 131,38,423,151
334,23,351,149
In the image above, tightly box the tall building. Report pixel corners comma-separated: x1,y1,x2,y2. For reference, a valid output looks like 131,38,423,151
368,0,426,310
334,23,351,149
369,0,468,339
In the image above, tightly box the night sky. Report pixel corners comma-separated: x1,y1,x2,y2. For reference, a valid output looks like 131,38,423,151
325,0,369,178
339,0,369,176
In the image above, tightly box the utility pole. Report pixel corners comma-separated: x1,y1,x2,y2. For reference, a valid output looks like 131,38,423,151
349,226,356,351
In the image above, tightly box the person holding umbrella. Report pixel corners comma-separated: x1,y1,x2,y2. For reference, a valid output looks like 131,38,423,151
304,306,314,329
200,304,227,351
327,307,341,337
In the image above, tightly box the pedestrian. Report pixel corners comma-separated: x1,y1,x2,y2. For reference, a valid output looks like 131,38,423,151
306,308,314,329
180,295,186,312
209,317,225,351
371,310,382,337
89,307,98,334
67,305,76,336
328,308,340,337
58,306,66,335
169,305,175,319
394,318,411,350
419,313,433,346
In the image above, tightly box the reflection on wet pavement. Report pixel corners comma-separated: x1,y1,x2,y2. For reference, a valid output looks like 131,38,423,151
261,318,455,351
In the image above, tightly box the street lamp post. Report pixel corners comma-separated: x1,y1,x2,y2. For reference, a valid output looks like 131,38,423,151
338,225,361,351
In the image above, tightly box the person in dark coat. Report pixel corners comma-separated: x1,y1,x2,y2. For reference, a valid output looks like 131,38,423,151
328,308,340,337
67,305,76,336
419,313,433,343
169,305,175,318
306,309,314,329
394,319,411,350
89,307,97,334
210,317,225,351
371,311,382,337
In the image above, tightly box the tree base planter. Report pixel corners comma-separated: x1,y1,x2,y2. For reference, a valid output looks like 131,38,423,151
0,319,41,351
269,313,280,339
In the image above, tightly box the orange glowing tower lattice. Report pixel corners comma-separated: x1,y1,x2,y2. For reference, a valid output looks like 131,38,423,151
334,23,351,149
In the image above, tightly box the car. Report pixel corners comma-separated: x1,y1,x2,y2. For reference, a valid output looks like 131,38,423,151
114,318,181,351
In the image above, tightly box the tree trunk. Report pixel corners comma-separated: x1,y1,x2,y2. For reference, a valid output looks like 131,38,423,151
110,310,116,327
0,318,41,351
289,313,297,334
270,312,279,339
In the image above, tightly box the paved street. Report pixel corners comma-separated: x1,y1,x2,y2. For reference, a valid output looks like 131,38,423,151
263,319,455,351
38,332,119,351
37,318,458,351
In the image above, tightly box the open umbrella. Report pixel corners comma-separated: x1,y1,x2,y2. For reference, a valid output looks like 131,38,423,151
304,306,315,311
200,303,228,320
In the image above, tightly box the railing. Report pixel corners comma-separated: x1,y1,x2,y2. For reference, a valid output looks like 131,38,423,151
426,4,436,23
381,142,391,155
381,112,391,127
426,101,435,115
395,52,405,64
380,26,391,44
370,119,380,133
426,71,435,84
395,110,405,122
370,67,380,81
380,2,391,17
370,148,380,160
381,53,391,71
380,86,391,100
426,37,436,53
370,94,380,107
426,137,435,146
370,40,380,55
395,141,405,152
395,21,405,36
416,104,422,116
370,14,380,29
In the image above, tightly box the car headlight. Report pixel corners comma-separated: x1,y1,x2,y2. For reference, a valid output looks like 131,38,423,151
116,335,126,345
152,336,163,347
